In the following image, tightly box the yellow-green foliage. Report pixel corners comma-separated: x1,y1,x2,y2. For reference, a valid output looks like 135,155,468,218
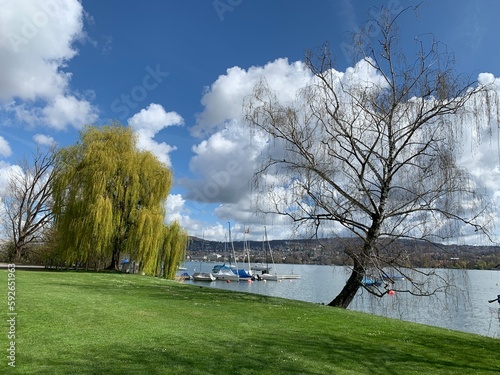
51,124,186,276
160,221,188,278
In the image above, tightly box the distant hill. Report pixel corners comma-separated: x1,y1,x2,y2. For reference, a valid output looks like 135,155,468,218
186,236,500,270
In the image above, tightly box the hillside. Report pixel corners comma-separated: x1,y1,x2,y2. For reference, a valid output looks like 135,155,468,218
187,236,500,270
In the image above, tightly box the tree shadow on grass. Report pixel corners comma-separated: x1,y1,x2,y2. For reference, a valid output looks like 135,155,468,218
45,275,279,305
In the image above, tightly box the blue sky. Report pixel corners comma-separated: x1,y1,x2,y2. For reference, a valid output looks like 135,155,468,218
1,0,500,242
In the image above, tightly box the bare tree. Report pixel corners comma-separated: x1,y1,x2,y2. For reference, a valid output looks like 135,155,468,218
245,7,497,308
1,147,57,262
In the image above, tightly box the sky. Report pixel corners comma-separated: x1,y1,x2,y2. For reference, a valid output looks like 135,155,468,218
1,0,500,242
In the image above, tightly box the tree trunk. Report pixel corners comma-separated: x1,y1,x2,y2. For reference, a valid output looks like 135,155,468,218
105,247,120,271
328,257,365,308
329,216,383,308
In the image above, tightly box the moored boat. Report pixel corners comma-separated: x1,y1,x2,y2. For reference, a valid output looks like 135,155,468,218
235,268,254,281
192,272,216,282
212,263,236,274
178,271,192,280
361,277,382,287
381,272,405,281
278,274,301,279
214,268,239,281
213,223,241,282
259,273,301,281
251,263,272,272
257,226,301,281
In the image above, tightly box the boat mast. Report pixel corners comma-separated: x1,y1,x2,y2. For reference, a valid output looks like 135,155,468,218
243,229,249,271
263,230,268,272
200,231,205,272
228,222,239,272
264,226,277,276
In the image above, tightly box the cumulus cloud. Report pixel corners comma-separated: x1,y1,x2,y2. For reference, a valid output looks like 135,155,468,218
478,72,496,86
184,58,314,210
181,59,316,239
165,194,185,223
127,103,184,166
33,134,57,147
0,136,12,157
180,59,315,237
0,162,22,206
164,193,228,240
184,125,267,205
42,95,98,130
191,58,311,138
342,57,389,90
0,0,97,129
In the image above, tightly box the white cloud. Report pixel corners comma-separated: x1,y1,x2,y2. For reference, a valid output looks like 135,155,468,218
183,58,317,239
184,124,267,205
0,136,12,157
33,134,57,147
478,72,495,86
164,194,226,240
0,0,97,130
185,58,314,208
342,57,389,91
165,193,185,223
192,58,311,138
186,57,387,223
0,0,83,101
0,162,21,235
127,103,184,166
128,103,183,134
42,95,98,130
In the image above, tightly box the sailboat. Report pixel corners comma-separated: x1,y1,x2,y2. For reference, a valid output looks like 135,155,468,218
259,227,301,281
177,238,189,272
192,272,216,282
212,234,236,275
235,229,254,281
192,231,216,282
214,223,239,281
253,233,272,273
251,262,272,272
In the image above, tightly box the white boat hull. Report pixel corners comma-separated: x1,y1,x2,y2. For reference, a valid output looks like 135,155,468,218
192,272,216,281
260,273,279,281
214,273,239,281
279,274,301,279
260,273,301,281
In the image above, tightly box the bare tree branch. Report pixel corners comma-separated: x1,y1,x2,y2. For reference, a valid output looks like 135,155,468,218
1,147,57,262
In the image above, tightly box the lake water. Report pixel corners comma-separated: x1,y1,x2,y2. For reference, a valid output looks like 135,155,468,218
182,261,500,338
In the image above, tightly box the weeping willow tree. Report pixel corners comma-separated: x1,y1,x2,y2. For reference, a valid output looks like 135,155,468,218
51,124,185,275
157,221,188,278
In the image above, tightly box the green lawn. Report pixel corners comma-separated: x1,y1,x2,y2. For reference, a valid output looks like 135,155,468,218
1,270,499,374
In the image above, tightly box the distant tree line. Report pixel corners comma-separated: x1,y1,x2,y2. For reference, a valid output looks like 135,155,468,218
188,237,500,270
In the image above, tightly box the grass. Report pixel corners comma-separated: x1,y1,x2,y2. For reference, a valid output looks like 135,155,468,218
0,270,499,375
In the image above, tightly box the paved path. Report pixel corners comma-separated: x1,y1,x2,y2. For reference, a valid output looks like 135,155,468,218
0,263,46,270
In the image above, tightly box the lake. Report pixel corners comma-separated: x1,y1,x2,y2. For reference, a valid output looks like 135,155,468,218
182,261,500,338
